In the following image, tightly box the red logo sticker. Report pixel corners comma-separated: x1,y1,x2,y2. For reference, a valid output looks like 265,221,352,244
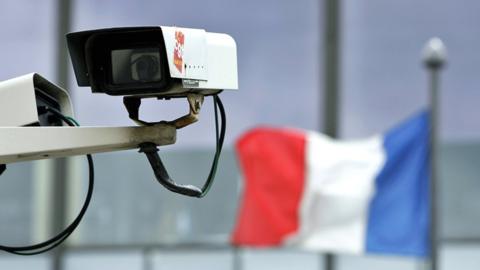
174,31,185,73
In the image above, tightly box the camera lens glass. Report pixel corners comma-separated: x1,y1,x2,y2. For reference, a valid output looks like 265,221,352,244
111,48,162,85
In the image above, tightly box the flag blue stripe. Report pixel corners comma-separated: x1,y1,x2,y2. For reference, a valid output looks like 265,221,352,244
365,110,430,257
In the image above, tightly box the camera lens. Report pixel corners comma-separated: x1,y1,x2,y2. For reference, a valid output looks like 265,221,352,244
133,55,159,82
111,48,162,85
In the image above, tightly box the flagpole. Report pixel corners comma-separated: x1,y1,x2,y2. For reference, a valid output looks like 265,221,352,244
422,37,447,270
323,0,341,269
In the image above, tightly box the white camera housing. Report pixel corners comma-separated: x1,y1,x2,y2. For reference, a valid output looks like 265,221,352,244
67,26,238,98
161,26,238,90
0,73,73,127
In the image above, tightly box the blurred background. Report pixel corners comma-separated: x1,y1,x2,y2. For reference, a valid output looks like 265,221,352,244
0,0,479,269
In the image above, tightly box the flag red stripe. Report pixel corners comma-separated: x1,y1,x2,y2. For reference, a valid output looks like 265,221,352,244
231,127,306,246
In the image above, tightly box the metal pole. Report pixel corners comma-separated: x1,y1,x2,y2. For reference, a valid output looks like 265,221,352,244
422,38,447,270
323,0,340,269
56,0,72,90
323,0,340,137
232,247,243,270
52,0,72,270
142,248,153,270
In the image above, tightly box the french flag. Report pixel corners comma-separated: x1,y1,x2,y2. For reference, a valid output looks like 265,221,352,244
231,110,430,257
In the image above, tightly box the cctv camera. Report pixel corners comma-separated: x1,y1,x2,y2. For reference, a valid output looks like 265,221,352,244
0,73,73,127
67,27,234,198
67,26,238,98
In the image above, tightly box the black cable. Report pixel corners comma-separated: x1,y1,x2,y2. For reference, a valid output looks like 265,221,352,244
139,94,226,197
199,95,226,197
0,108,94,255
214,95,220,148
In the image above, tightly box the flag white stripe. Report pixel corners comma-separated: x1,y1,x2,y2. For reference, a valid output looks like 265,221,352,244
284,133,386,254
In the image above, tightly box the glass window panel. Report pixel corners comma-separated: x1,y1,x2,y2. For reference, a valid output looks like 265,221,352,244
63,251,143,270
337,254,420,270
242,249,320,270
441,244,480,270
151,250,233,270
440,143,480,239
0,255,51,270
0,163,34,244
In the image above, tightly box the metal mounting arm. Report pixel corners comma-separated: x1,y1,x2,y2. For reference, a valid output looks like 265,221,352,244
0,124,176,164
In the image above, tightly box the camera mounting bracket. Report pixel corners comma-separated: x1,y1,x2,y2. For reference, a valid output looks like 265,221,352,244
168,94,204,129
123,93,205,129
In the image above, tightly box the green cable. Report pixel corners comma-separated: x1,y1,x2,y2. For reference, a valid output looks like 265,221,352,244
65,116,80,127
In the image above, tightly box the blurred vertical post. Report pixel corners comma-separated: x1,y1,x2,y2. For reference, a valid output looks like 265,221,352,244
53,0,72,270
422,38,447,270
323,0,341,269
232,247,243,270
56,0,72,89
324,0,340,137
